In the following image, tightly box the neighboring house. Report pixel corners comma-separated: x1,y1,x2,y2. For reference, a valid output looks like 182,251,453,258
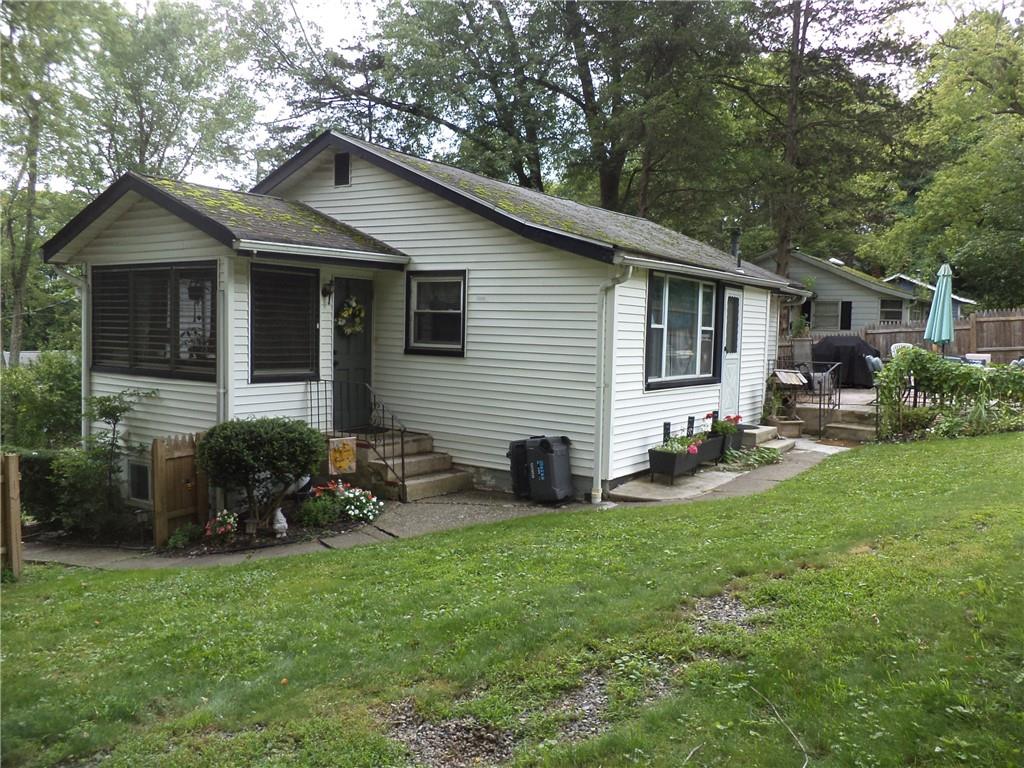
883,273,976,320
752,249,920,334
43,130,807,502
2,351,42,366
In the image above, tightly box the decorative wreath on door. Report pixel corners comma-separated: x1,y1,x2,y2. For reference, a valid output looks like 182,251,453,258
335,296,366,336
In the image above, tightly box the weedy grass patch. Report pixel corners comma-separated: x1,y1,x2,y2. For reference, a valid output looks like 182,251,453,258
2,433,1022,766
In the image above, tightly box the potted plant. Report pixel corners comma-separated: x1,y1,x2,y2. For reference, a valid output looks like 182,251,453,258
648,430,724,483
708,413,746,452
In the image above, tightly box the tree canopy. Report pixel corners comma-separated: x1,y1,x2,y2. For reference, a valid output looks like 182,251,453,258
3,0,1022,357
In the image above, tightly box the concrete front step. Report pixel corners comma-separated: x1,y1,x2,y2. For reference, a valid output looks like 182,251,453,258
399,469,474,501
795,404,877,429
741,425,779,448
368,451,452,482
761,437,796,453
822,422,877,442
364,432,434,458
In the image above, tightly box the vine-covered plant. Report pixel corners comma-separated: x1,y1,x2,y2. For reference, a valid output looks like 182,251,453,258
876,347,1024,438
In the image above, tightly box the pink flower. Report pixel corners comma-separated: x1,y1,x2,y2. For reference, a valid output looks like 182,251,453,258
687,444,698,455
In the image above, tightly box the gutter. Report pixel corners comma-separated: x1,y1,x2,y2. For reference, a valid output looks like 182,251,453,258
233,239,410,266
592,265,633,503
616,253,810,296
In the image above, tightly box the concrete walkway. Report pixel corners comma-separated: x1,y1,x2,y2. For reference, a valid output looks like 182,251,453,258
23,440,847,571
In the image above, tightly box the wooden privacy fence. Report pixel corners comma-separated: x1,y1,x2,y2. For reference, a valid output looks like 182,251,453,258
1,453,24,579
863,308,1024,362
152,433,209,547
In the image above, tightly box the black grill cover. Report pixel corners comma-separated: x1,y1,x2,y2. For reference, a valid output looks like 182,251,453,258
812,336,881,388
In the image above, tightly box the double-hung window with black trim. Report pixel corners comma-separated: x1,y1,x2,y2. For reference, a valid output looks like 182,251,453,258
250,264,319,382
645,272,717,388
405,271,466,355
91,262,216,380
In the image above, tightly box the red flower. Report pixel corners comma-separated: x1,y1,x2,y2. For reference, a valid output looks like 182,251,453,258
687,444,698,455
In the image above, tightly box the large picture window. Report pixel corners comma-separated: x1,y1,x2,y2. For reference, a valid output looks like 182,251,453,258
251,265,319,381
645,272,716,385
405,271,465,355
91,263,216,380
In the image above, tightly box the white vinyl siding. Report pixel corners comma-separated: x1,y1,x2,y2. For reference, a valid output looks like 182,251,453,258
90,372,217,448
280,151,608,479
607,272,771,479
76,199,229,445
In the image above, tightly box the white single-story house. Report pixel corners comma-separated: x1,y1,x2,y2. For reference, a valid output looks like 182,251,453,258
43,130,808,502
883,273,976,319
752,248,923,334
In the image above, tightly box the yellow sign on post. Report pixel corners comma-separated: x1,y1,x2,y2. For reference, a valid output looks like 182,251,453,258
328,437,357,475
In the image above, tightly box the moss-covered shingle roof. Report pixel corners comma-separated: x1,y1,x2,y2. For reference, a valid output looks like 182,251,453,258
143,174,402,256
338,134,786,283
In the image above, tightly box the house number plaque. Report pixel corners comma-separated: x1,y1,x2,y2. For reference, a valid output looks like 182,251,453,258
328,437,357,475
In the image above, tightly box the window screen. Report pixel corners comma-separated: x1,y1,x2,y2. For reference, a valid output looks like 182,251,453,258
880,299,903,323
251,265,319,381
406,272,465,354
646,272,716,384
92,263,216,379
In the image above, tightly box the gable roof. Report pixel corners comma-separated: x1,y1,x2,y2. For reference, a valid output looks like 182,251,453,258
253,130,800,291
42,172,407,268
883,273,977,305
752,249,916,300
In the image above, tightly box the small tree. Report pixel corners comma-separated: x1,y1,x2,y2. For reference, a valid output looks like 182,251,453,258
49,387,153,533
196,418,324,527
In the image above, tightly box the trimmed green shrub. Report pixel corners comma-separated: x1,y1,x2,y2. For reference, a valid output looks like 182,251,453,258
51,446,127,534
2,447,59,523
197,418,324,526
0,352,81,448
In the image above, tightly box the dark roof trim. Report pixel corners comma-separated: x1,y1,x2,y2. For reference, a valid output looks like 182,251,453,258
42,172,236,262
242,249,406,271
251,131,617,264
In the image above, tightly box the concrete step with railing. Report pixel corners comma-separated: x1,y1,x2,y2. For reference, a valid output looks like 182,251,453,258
361,430,473,501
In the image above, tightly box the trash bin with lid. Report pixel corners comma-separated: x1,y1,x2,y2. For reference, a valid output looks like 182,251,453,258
526,435,573,502
506,438,535,499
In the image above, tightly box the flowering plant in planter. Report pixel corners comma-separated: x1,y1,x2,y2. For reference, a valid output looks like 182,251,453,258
707,413,742,436
655,432,707,454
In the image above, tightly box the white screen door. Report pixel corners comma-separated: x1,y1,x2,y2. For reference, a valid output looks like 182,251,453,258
720,288,743,416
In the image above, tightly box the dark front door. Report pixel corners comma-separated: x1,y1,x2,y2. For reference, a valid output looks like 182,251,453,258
333,278,373,431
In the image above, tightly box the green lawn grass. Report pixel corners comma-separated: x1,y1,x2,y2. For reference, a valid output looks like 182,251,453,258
2,434,1023,767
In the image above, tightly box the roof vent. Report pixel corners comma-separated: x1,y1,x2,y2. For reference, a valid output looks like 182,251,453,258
828,257,845,266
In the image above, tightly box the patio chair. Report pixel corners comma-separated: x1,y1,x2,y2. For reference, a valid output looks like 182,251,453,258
890,342,914,357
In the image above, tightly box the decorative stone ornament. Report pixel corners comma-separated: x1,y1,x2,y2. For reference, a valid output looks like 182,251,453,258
335,295,366,335
272,508,288,539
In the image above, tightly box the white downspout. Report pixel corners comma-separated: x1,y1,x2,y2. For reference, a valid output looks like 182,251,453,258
592,264,633,503
52,264,90,442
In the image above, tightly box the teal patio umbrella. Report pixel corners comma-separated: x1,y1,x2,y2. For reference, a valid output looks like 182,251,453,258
923,263,955,353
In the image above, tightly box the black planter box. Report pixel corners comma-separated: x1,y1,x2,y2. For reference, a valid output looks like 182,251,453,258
649,434,725,483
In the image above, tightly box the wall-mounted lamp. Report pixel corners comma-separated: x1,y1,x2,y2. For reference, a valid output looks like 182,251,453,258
321,283,335,300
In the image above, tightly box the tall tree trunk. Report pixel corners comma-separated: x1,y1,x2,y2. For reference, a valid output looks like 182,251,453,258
7,98,41,368
774,0,805,279
562,0,625,210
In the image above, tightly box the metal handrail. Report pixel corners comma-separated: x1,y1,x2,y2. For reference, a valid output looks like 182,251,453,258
307,380,408,501
362,384,407,501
